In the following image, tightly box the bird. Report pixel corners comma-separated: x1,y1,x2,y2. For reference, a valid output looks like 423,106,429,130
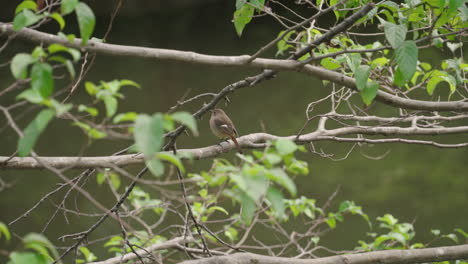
209,108,243,154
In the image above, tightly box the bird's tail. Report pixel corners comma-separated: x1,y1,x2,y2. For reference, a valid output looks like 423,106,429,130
230,136,243,154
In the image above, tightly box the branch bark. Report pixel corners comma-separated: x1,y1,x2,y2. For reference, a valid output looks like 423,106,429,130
2,124,467,169
88,236,193,264
1,23,467,111
177,244,468,264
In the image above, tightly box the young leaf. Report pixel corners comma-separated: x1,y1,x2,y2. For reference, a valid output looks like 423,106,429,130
266,187,286,219
49,12,65,30
233,4,254,37
103,96,118,117
11,53,35,79
157,153,185,173
426,70,457,95
13,9,42,31
113,112,137,123
171,112,198,136
239,190,256,225
61,0,79,15
321,58,342,70
119,79,141,88
48,43,81,62
383,22,407,48
75,2,95,45
17,109,55,156
395,40,418,83
73,121,107,139
275,139,298,155
15,1,37,14
360,81,379,106
0,222,11,241
134,114,165,177
355,65,371,91
23,233,59,260
266,168,297,196
16,89,44,104
31,62,54,98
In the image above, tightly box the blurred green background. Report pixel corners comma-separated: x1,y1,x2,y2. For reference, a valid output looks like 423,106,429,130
0,0,467,261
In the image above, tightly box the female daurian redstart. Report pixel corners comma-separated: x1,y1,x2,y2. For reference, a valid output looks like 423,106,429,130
209,108,243,154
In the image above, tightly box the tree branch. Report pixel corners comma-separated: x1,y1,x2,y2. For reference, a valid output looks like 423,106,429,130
177,244,468,264
2,22,467,111
88,236,194,264
2,124,467,169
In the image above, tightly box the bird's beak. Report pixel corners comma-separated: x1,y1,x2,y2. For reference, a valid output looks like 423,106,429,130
209,109,214,114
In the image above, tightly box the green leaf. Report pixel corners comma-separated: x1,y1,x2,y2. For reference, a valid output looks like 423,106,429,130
109,173,121,190
78,105,98,117
266,168,296,196
8,252,47,264
224,227,238,242
455,228,468,238
275,139,298,155
361,81,379,106
13,9,42,31
427,71,457,95
48,99,72,116
11,53,35,79
171,112,198,136
23,233,59,260
113,112,137,123
48,43,81,62
233,4,254,37
119,79,141,88
49,12,65,30
17,109,55,156
85,82,98,95
355,65,371,91
345,53,362,73
371,57,389,69
239,190,256,225
96,172,105,185
0,222,11,241
134,114,165,177
266,187,285,219
237,168,269,202
78,247,97,262
207,206,229,215
61,0,79,15
31,63,53,98
383,22,407,48
320,58,342,70
103,96,118,117
64,60,75,79
157,153,185,173
395,40,418,83
73,121,107,139
75,2,95,45
15,1,37,14
250,0,265,9
16,89,44,104
326,214,337,228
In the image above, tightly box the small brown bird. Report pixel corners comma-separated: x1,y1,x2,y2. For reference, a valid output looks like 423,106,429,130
209,108,243,154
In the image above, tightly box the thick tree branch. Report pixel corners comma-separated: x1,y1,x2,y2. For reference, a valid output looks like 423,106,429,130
2,124,467,169
88,236,194,264
177,244,468,264
1,22,467,111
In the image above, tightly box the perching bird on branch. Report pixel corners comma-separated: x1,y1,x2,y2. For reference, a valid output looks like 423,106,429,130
209,108,243,154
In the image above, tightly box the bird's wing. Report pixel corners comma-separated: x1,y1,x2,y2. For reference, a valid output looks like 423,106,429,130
214,119,235,136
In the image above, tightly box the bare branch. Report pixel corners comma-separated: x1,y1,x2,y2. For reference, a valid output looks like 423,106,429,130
2,22,466,111
178,244,468,264
2,123,468,169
